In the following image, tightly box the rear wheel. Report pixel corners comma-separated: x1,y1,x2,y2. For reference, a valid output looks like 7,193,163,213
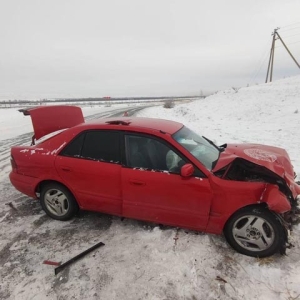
224,206,285,257
40,183,78,221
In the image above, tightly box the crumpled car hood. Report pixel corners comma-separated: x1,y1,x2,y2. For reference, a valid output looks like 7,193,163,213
213,143,300,197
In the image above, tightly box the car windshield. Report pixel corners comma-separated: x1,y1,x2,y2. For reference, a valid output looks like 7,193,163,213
172,126,220,170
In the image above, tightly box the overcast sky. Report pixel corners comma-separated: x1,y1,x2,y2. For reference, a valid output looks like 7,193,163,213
1,0,300,99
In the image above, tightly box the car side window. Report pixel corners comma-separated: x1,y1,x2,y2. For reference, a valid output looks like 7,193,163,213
61,131,120,163
125,135,187,174
60,133,85,157
81,131,120,163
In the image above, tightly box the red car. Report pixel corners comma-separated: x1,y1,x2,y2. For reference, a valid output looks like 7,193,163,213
10,105,300,257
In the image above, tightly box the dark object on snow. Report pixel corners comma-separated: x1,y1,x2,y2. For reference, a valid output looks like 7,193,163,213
43,260,61,266
5,202,17,211
216,276,227,283
54,241,105,275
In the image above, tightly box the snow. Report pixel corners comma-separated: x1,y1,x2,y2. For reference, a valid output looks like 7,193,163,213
1,76,300,299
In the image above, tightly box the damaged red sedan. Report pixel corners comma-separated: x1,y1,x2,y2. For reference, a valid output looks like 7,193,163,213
9,105,300,257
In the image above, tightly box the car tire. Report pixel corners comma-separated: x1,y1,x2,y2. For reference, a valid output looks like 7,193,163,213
40,183,79,221
224,206,285,257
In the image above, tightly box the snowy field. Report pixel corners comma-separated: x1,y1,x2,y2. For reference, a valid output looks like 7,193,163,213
1,77,300,299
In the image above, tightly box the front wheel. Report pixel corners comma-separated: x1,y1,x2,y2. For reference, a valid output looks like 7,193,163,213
40,183,78,221
224,206,285,257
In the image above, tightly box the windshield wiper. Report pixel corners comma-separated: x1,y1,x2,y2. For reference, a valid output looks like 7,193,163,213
202,136,223,152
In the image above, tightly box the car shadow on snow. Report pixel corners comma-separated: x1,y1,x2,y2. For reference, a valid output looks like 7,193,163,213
2,193,232,260
77,210,204,234
3,193,221,242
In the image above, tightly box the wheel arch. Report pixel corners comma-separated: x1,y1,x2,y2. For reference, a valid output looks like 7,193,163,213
223,203,269,231
35,179,81,207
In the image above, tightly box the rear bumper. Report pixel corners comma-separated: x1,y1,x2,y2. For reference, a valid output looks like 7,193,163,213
9,171,39,199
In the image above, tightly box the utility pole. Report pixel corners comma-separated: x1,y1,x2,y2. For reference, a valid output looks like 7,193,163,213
265,28,278,83
265,27,300,83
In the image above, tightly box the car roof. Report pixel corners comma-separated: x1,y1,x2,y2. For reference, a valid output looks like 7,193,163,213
84,117,183,134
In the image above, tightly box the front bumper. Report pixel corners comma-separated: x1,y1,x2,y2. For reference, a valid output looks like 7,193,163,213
279,196,300,254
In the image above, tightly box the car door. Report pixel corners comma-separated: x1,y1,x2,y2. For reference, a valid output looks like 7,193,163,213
55,130,122,215
121,133,213,231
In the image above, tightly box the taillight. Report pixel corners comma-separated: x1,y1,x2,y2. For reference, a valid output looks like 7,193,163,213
10,156,18,172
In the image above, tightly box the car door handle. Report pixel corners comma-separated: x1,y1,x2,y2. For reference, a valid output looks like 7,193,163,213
60,167,72,172
129,180,145,186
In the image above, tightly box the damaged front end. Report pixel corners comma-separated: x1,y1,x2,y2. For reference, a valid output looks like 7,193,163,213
214,157,300,253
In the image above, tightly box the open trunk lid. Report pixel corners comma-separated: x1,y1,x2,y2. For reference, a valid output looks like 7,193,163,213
20,105,84,140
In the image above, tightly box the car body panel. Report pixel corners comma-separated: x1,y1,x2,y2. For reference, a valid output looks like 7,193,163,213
121,167,212,231
9,171,39,199
204,176,291,234
86,117,183,135
55,156,122,215
261,184,291,213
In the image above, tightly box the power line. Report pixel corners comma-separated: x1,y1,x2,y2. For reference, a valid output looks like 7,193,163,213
280,26,300,33
288,40,300,46
280,33,300,39
280,21,300,29
249,37,272,84
276,40,300,48
250,51,270,84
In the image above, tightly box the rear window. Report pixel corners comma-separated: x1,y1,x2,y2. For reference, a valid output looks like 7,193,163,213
60,130,120,163
60,133,85,157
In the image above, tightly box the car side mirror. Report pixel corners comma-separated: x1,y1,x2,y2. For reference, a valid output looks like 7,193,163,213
180,164,194,177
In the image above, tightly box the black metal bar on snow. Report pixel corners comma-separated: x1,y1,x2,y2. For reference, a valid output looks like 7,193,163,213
54,241,105,275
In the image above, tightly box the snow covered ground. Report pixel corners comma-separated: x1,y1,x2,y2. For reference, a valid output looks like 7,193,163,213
1,77,300,299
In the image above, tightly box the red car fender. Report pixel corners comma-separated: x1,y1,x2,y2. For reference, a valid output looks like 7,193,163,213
33,169,84,208
205,178,291,234
260,184,291,213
